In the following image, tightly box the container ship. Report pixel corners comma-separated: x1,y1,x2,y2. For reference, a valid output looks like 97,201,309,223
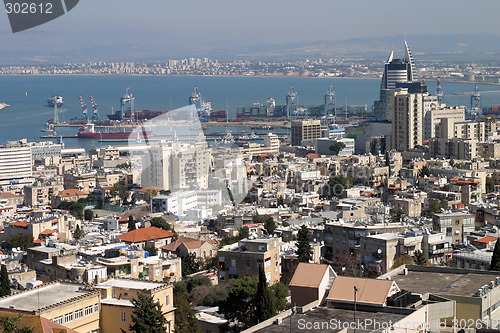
107,87,227,122
77,123,152,140
47,94,64,107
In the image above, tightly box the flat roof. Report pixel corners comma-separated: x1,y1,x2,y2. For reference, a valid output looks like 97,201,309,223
96,279,163,290
255,307,407,333
101,298,133,307
0,283,93,312
389,269,500,297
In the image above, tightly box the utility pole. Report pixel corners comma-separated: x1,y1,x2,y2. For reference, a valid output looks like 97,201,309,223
354,285,359,333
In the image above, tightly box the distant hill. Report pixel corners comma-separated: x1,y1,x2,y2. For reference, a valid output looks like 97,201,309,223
0,32,499,64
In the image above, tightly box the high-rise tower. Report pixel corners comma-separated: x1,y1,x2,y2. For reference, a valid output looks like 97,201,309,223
374,41,418,121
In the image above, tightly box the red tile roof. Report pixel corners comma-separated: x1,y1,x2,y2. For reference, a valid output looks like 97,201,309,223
56,189,86,197
0,192,21,199
117,227,174,243
33,239,43,244
118,217,129,222
10,221,28,227
474,236,498,244
102,186,114,191
40,229,56,235
306,153,319,158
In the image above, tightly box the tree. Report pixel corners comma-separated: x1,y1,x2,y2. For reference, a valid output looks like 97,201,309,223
413,250,428,266
116,161,132,170
174,288,199,333
150,217,171,231
419,165,431,178
73,225,84,241
84,209,94,221
490,239,500,271
57,201,83,219
111,183,130,205
127,292,166,333
428,200,446,215
128,215,136,231
388,207,403,223
220,275,258,329
329,142,346,155
1,235,34,251
296,225,312,263
328,175,353,197
255,265,275,322
486,176,496,193
220,274,288,329
181,253,199,277
144,244,157,256
253,215,276,235
393,255,415,269
0,265,10,297
0,315,34,333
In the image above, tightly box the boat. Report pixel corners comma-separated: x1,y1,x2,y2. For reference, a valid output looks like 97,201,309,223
107,88,169,121
77,122,152,139
47,94,63,107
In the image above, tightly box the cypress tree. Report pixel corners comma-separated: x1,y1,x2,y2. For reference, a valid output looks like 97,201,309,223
128,215,136,231
0,265,10,297
490,239,500,271
255,265,275,322
296,225,312,262
128,292,166,333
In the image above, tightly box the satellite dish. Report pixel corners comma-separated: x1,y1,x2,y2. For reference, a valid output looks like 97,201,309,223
377,249,382,254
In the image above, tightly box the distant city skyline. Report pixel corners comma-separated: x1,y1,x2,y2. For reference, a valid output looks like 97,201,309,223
1,1,500,63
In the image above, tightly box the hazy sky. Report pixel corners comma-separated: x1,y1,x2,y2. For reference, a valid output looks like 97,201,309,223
1,0,499,43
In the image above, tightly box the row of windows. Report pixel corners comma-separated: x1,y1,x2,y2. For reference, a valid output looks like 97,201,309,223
54,303,98,324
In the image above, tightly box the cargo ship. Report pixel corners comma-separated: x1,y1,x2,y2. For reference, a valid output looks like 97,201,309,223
77,123,152,140
107,87,227,122
47,94,64,107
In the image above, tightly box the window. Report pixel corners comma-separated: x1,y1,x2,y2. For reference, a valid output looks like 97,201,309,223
75,309,83,320
85,305,93,316
54,316,63,325
94,304,99,313
121,311,126,322
65,312,73,323
231,259,236,267
166,295,170,306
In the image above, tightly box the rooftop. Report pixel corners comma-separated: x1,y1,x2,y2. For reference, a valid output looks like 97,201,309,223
255,306,407,333
117,227,175,243
0,282,93,312
386,266,500,297
289,263,333,288
95,278,163,291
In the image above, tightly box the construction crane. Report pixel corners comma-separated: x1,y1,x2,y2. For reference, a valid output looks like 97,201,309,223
286,84,298,120
435,77,444,104
120,88,135,120
324,84,336,120
78,95,88,120
89,95,98,120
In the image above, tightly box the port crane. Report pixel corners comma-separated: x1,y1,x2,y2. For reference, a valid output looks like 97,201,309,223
189,86,203,120
435,77,444,104
120,88,135,120
78,95,88,120
324,84,336,120
286,84,298,120
89,95,98,120
470,84,482,115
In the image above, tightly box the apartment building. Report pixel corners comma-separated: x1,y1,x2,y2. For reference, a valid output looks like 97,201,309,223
218,237,283,285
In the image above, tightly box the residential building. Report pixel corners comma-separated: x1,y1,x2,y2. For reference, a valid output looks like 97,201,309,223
0,139,33,186
432,211,475,244
391,87,424,151
290,120,321,146
218,237,283,285
0,281,100,332
117,227,175,249
289,263,336,307
96,279,174,333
